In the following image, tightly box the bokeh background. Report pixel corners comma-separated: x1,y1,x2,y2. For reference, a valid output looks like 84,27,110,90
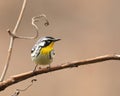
0,0,120,96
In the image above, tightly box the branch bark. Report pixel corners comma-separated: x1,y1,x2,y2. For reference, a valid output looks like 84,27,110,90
0,54,120,91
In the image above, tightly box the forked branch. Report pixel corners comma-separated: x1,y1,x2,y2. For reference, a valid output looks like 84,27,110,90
0,54,120,91
0,0,27,82
0,0,49,82
7,14,49,40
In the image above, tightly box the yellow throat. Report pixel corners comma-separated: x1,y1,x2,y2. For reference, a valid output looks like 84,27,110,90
40,42,54,54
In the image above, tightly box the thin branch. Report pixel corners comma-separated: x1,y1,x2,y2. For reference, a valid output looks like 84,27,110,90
0,0,27,82
0,0,49,82
7,14,49,40
12,0,27,34
11,79,37,96
0,54,120,91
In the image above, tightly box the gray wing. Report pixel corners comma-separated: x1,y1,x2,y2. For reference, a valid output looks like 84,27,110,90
31,43,43,58
31,38,46,57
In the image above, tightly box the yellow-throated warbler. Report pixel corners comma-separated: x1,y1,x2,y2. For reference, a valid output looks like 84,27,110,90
31,36,61,69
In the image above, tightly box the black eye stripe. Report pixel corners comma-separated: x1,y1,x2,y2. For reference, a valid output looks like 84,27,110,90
42,40,52,47
46,36,54,39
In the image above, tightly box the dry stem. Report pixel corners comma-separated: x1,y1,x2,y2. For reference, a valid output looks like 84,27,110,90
0,0,49,82
0,0,27,82
7,14,49,40
0,54,120,91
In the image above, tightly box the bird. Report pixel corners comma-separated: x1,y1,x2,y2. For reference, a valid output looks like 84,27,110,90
31,36,61,70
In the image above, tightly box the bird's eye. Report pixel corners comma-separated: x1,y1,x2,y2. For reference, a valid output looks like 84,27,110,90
43,40,51,47
47,40,51,44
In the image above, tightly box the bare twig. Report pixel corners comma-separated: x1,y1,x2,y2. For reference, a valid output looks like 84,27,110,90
11,79,37,96
0,0,27,82
0,0,49,82
0,54,120,91
8,14,49,40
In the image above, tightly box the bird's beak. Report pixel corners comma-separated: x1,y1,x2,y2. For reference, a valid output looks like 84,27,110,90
53,38,61,42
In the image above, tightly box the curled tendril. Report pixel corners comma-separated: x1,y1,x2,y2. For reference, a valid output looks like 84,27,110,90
32,14,49,27
8,14,49,40
11,79,37,96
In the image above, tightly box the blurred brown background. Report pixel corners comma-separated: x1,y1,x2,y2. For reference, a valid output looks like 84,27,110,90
0,0,120,96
